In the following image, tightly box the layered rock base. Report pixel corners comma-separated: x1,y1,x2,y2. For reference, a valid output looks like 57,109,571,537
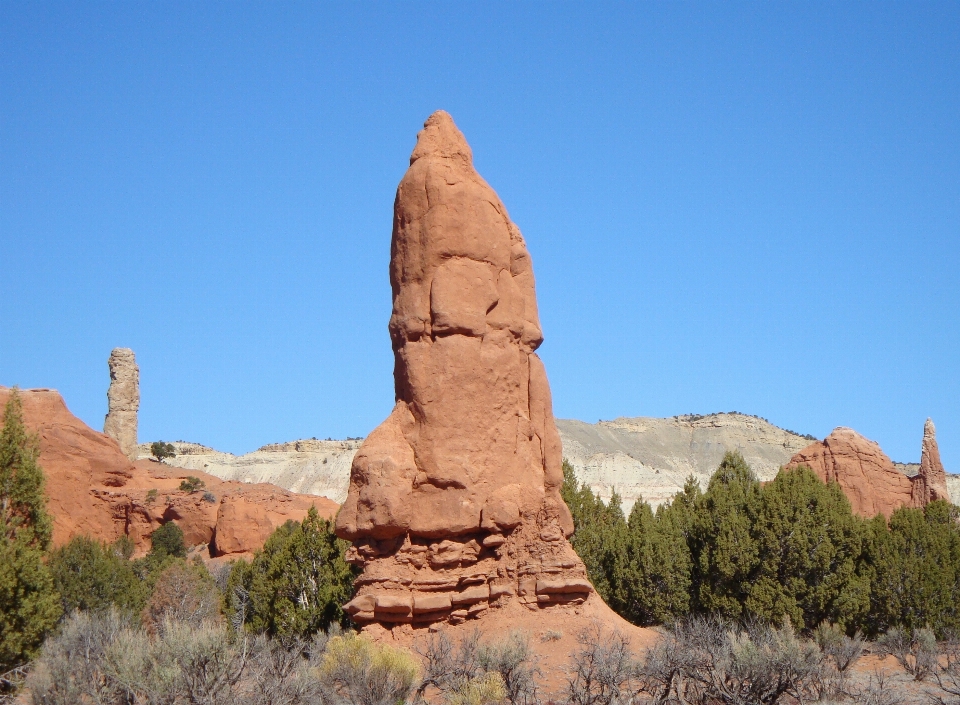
343,514,591,626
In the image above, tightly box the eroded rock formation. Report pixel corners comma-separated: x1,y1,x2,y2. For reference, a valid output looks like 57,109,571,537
104,347,140,461
785,423,950,518
335,111,591,626
1,386,336,558
916,418,949,505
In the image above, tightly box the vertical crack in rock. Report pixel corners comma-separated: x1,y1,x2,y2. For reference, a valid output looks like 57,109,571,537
103,347,139,461
335,111,591,626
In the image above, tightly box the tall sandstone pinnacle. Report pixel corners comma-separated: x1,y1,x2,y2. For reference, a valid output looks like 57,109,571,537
916,417,949,505
103,347,139,461
335,111,591,627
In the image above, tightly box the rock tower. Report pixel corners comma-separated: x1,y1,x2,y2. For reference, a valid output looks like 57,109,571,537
103,347,139,461
916,417,949,505
785,421,951,518
335,111,592,626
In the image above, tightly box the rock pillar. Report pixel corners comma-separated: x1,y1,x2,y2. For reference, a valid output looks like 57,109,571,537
916,418,949,505
103,347,139,461
335,112,591,627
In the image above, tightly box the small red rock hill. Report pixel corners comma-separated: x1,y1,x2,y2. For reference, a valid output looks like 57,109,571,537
785,425,949,518
0,386,337,558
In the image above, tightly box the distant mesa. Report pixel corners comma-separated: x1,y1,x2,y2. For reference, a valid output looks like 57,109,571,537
159,412,956,520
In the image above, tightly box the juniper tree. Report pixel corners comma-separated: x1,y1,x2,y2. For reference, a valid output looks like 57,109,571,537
689,450,761,618
49,535,146,615
229,506,355,637
0,389,61,671
865,500,960,638
745,465,870,631
561,460,630,612
624,497,692,625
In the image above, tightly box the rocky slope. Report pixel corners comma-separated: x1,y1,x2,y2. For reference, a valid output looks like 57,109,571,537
557,413,814,510
2,386,337,559
137,439,360,504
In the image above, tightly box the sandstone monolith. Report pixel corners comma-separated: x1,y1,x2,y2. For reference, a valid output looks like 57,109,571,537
104,347,139,461
335,111,590,626
916,417,949,504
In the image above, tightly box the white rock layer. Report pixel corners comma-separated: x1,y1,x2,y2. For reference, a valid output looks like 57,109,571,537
141,413,833,512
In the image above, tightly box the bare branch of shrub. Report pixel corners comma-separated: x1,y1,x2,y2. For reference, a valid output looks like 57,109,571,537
876,627,938,681
565,622,635,705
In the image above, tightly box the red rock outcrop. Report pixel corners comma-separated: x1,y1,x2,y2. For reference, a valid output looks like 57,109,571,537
785,424,950,518
335,112,592,627
0,386,337,558
915,418,949,505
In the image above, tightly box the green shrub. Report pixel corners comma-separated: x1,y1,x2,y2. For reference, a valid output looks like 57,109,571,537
150,441,176,462
149,521,186,561
48,536,146,615
227,506,355,637
319,633,420,705
179,476,205,493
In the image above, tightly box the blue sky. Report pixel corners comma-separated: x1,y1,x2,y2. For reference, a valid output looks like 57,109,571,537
1,2,957,469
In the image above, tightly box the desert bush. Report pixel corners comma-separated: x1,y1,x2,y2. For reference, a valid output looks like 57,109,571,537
476,631,540,705
142,560,221,634
812,621,864,673
417,628,538,704
26,608,131,705
416,629,483,701
160,620,247,705
28,608,251,705
241,633,327,705
637,616,825,705
876,626,938,681
150,521,187,560
565,623,635,705
318,632,419,705
446,672,507,705
180,476,205,493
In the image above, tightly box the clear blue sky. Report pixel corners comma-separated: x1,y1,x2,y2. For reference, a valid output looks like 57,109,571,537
1,3,957,469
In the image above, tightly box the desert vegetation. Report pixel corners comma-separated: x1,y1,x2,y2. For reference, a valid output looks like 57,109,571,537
563,452,960,638
7,387,960,703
